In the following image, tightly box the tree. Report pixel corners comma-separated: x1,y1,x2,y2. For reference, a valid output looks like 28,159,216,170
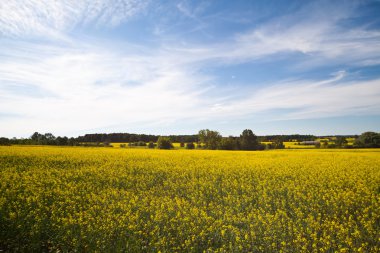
335,136,347,147
218,137,238,150
239,129,259,150
31,132,43,144
55,136,68,146
103,140,111,147
198,129,222,150
44,133,55,141
273,140,285,149
0,137,10,146
137,141,147,146
355,132,380,148
148,141,155,149
157,137,173,149
186,142,195,149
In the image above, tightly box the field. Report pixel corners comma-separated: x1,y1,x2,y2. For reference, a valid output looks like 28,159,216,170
1,146,379,252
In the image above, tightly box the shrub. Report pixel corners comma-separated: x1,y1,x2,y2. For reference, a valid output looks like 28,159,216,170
157,137,173,149
0,137,10,146
137,141,147,146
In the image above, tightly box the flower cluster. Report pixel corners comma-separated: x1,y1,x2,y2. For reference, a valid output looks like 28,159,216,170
0,146,379,252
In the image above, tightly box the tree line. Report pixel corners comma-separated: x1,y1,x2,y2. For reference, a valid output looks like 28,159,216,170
0,130,379,150
77,133,198,143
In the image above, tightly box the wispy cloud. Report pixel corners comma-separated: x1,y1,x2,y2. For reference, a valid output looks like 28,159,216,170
0,1,379,136
0,0,148,39
0,40,216,136
161,1,380,69
209,71,380,120
1,38,379,137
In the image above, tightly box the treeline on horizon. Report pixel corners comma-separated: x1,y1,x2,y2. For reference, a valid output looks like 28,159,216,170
0,130,379,149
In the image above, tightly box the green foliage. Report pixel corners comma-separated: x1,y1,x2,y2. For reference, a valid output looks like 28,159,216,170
0,137,10,146
157,137,173,149
218,137,238,150
355,132,380,148
148,141,155,149
239,129,259,150
137,141,147,146
321,140,329,148
335,136,348,147
271,139,285,149
198,129,222,150
185,142,195,149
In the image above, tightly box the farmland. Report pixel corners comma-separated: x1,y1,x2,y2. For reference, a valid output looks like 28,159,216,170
0,146,379,252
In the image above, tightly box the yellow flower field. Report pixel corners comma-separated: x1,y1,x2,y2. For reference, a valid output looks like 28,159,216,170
0,146,379,252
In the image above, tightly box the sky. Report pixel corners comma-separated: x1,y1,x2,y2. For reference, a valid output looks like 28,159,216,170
1,0,380,138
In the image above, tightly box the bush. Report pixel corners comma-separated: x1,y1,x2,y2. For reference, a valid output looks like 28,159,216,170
0,137,10,146
137,141,147,146
218,137,237,150
354,132,380,148
148,142,155,149
266,143,273,150
186,142,195,149
157,137,173,149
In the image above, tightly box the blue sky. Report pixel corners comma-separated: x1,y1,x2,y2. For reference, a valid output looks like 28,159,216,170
1,0,380,138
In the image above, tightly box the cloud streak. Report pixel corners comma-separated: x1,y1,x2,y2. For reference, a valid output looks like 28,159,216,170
210,72,380,120
0,1,379,137
0,0,148,39
1,39,379,137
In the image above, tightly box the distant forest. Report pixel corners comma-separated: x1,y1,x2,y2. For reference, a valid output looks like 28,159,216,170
1,130,379,150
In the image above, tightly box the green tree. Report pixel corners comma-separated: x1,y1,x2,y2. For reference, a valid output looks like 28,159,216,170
335,136,348,147
218,137,238,150
198,129,222,150
31,132,43,144
148,141,155,149
157,137,173,149
239,129,259,150
355,132,380,148
273,140,285,149
0,137,10,146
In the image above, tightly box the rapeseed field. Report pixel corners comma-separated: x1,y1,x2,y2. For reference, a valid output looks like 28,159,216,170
0,146,379,252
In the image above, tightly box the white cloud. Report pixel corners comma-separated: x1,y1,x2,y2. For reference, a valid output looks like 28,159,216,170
167,1,380,69
1,39,380,137
0,41,217,137
209,72,380,120
1,1,380,137
0,0,148,39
